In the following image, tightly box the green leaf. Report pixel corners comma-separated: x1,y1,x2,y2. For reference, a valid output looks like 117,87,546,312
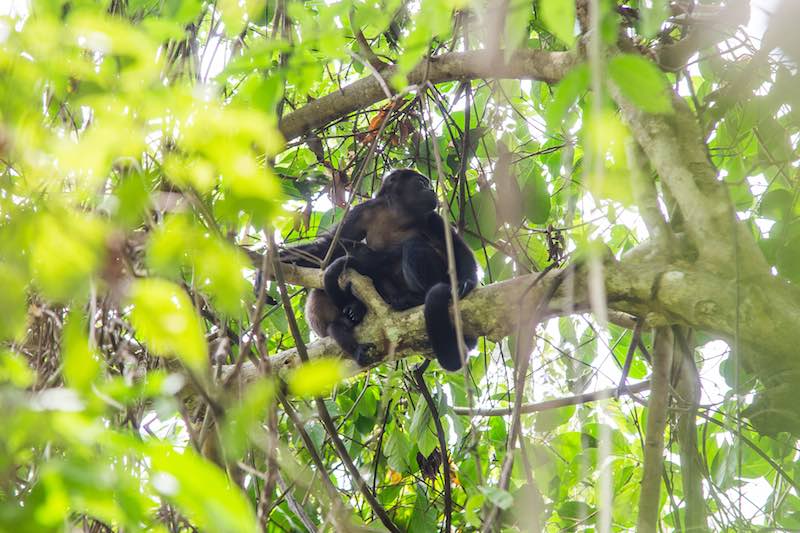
640,0,669,38
149,444,259,532
385,429,413,473
759,188,793,220
540,0,576,46
128,278,207,372
62,309,101,393
545,64,589,131
465,493,485,527
408,397,432,440
465,188,498,240
287,358,348,398
0,264,27,341
0,350,35,388
407,488,437,532
479,486,513,509
608,54,673,114
504,0,530,60
534,405,575,433
520,165,551,224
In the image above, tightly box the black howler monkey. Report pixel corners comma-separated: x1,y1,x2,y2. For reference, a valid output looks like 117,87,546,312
280,168,478,371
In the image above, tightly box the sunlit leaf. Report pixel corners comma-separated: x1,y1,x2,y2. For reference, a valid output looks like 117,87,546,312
29,212,107,302
128,278,207,372
0,264,27,341
287,357,348,397
149,444,259,532
62,309,100,393
0,350,35,388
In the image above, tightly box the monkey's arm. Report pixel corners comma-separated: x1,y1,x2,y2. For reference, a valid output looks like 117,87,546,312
425,212,478,296
280,203,370,267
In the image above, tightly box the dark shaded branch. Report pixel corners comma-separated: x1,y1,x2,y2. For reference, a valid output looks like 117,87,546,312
413,361,452,532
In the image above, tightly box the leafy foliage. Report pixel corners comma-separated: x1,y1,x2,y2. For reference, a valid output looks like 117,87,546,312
0,0,798,531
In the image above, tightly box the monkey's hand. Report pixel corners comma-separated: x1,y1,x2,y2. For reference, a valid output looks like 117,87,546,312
342,299,367,325
457,279,476,299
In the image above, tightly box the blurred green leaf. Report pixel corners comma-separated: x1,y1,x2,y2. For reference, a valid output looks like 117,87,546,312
608,54,673,115
480,486,513,510
546,64,589,130
149,444,259,532
30,212,106,302
0,350,35,388
62,309,100,394
287,357,348,398
128,278,207,372
540,0,576,46
0,264,27,341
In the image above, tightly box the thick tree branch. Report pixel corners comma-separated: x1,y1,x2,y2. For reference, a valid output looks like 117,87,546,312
610,86,769,274
278,49,576,141
237,246,800,434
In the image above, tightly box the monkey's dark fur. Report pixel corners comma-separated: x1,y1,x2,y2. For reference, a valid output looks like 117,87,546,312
279,169,478,371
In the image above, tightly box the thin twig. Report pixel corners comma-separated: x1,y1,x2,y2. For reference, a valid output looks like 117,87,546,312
268,233,401,533
413,360,452,532
453,380,651,416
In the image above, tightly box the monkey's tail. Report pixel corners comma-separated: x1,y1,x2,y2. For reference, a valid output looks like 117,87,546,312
424,283,467,371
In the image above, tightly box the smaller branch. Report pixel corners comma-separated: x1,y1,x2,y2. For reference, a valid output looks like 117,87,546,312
672,327,707,531
278,49,576,141
413,360,452,532
453,380,652,416
275,471,318,533
636,327,673,533
624,139,673,250
482,268,568,532
617,317,644,396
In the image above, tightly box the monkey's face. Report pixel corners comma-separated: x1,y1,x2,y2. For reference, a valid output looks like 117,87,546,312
378,168,438,215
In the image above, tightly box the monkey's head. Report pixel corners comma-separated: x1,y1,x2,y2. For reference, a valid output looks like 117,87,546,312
377,168,438,216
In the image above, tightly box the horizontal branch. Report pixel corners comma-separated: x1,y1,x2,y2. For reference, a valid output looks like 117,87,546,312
233,248,800,434
278,49,576,141
452,380,651,416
